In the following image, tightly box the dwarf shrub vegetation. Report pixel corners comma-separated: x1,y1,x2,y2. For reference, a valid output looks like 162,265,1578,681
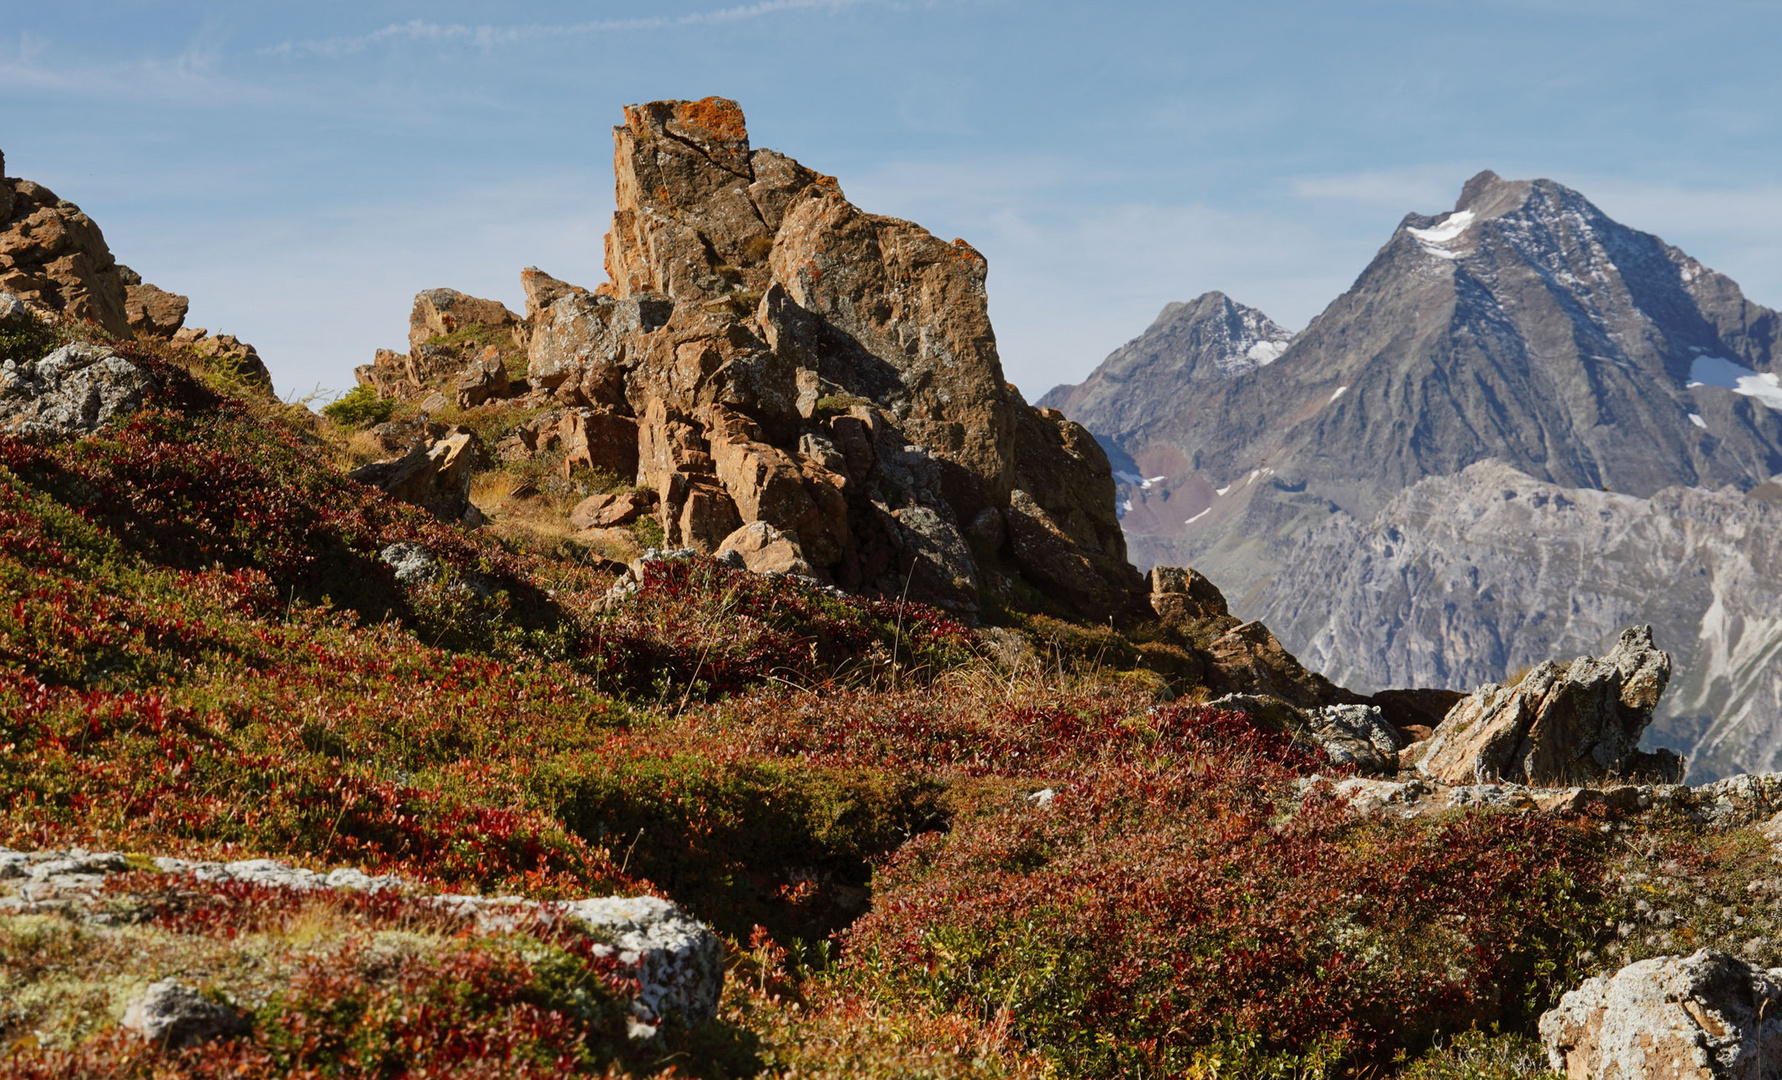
0,323,1712,1079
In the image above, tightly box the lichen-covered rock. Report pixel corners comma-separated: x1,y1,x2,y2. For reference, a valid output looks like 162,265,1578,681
563,896,724,1032
121,979,248,1048
1540,948,1782,1079
0,342,153,436
379,541,442,586
1313,703,1404,775
0,289,32,328
1416,625,1681,786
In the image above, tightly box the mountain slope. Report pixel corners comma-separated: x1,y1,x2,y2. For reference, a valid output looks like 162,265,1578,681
1263,461,1782,780
1045,171,1782,776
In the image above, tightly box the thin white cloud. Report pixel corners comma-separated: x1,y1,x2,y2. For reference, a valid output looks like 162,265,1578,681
265,0,883,58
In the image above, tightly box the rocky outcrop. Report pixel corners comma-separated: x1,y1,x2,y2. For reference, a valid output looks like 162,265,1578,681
121,277,189,339
348,428,484,525
356,290,526,401
0,341,154,437
1413,625,1682,785
0,151,131,337
1540,949,1782,1080
359,99,1144,621
0,151,270,387
1148,565,1229,622
1149,564,1353,711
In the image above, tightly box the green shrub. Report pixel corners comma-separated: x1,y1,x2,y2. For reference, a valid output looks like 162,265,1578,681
321,385,395,429
0,315,56,363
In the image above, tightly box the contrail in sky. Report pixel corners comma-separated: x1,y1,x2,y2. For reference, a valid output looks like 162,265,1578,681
265,0,884,57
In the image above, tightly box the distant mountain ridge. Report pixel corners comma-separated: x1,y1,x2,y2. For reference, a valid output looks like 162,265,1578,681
1043,170,1782,778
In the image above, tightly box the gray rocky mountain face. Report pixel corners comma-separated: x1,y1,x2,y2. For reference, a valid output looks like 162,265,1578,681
1044,171,1782,778
1267,462,1782,781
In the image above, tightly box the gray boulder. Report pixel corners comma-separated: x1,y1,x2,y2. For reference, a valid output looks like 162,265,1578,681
431,891,724,1037
379,541,442,587
1313,703,1404,775
1414,625,1682,786
120,979,248,1048
563,896,725,1034
0,343,153,437
1541,948,1782,1079
0,290,31,328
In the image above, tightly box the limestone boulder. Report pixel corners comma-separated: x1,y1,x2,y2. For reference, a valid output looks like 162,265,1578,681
570,490,652,530
716,520,816,577
121,979,248,1048
1312,703,1404,775
123,281,189,339
348,427,485,525
0,290,31,329
561,896,725,1034
1415,625,1681,786
0,343,154,437
1540,949,1782,1079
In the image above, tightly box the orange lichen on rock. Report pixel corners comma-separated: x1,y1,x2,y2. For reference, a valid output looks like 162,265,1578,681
674,96,750,143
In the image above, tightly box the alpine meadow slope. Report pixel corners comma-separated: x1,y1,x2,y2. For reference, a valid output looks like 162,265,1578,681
17,98,1782,1080
1045,170,1782,780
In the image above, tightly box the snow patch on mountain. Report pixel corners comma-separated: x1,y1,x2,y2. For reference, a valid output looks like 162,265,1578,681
1407,210,1476,260
1688,355,1782,413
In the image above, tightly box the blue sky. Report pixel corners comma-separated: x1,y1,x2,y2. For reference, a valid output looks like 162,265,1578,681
5,1,1781,399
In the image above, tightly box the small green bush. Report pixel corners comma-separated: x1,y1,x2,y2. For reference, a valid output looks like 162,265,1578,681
0,315,57,363
322,385,396,430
